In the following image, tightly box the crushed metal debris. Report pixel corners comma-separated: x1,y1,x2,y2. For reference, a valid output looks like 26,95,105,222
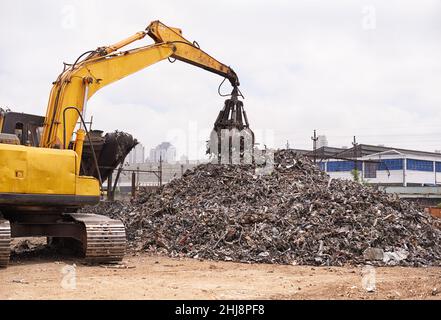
84,150,441,266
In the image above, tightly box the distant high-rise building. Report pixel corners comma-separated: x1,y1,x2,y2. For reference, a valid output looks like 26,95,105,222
126,143,145,164
317,135,328,148
149,142,176,163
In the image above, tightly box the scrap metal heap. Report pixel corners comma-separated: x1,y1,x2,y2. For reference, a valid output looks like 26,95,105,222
208,88,254,164
84,150,441,267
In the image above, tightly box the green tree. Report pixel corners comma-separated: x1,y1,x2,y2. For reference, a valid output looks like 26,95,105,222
351,168,360,182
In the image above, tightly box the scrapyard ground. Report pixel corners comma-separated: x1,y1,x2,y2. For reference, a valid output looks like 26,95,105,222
0,239,440,300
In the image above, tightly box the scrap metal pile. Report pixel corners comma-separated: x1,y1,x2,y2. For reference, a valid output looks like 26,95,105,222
87,150,441,266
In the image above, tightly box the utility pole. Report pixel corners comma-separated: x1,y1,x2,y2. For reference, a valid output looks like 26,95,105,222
352,136,358,157
286,140,290,150
352,136,359,178
89,115,94,131
159,155,163,187
311,130,318,163
131,171,136,198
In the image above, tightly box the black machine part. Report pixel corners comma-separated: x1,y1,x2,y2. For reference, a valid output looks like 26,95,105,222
208,88,255,162
79,130,138,182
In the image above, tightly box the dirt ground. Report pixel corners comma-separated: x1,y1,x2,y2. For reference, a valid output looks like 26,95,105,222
1,239,441,300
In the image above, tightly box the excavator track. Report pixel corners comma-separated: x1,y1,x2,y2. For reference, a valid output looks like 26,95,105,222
68,213,126,263
0,219,11,268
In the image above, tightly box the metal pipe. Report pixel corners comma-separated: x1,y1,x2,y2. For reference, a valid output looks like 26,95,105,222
105,31,146,55
62,106,103,188
74,129,86,175
81,81,90,129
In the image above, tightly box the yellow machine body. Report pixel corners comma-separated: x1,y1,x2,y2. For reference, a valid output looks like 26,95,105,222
0,143,99,205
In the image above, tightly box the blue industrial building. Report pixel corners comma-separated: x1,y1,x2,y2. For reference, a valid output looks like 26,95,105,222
295,144,441,187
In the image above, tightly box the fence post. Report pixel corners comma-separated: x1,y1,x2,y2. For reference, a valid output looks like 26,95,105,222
131,171,136,198
159,156,163,186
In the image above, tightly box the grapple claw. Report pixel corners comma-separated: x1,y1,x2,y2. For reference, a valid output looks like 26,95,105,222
208,88,254,164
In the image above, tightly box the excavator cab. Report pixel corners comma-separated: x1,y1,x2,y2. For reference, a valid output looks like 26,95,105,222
0,110,44,146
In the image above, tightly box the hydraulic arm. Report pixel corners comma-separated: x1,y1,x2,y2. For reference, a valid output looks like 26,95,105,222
41,20,240,156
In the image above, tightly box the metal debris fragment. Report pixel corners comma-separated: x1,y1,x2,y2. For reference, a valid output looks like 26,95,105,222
363,248,384,261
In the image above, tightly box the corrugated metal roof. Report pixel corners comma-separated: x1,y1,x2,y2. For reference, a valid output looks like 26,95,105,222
335,144,441,158
307,146,346,158
289,144,441,160
288,148,311,155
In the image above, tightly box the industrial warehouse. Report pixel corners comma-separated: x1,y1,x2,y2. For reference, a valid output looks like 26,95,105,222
314,144,441,187
1,0,441,308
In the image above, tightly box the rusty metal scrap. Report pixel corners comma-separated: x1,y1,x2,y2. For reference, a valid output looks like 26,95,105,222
85,150,441,266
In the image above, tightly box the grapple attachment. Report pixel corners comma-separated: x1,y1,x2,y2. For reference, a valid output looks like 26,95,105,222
208,87,254,164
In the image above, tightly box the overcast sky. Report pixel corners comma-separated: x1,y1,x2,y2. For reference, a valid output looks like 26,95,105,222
1,0,440,159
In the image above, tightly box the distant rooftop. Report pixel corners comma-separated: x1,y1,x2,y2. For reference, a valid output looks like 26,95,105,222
289,148,311,155
335,144,441,159
289,144,441,160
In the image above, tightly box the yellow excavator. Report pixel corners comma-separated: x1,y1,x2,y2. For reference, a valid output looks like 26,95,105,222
0,20,252,268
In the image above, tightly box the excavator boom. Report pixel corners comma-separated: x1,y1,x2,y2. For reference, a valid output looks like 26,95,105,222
147,21,239,87
41,20,240,151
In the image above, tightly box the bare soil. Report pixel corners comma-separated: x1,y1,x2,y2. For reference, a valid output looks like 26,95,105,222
1,240,441,300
